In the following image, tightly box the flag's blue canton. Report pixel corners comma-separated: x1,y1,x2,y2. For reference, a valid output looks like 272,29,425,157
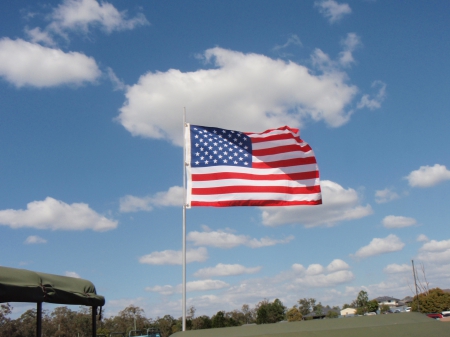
190,125,252,168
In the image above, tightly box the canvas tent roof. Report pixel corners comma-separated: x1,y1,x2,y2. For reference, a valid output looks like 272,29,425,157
0,266,104,307
172,312,449,337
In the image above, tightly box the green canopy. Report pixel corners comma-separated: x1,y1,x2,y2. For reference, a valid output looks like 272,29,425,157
172,312,449,337
0,266,104,307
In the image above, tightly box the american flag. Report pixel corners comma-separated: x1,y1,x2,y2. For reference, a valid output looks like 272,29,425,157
185,124,322,207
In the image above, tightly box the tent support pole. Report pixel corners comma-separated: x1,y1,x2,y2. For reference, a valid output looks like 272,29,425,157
36,302,42,337
92,306,97,337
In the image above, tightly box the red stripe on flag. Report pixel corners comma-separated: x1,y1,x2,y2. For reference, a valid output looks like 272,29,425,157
190,199,323,207
192,170,319,182
192,185,321,195
252,157,317,168
253,144,312,156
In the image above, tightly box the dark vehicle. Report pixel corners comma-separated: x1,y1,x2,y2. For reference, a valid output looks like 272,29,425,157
426,313,443,319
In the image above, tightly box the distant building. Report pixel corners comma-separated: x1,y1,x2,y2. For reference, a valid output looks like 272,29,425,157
340,308,356,316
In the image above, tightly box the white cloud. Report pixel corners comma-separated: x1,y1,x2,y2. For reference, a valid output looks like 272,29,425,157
187,228,294,249
117,47,359,146
187,280,230,292
119,186,184,212
306,264,324,275
261,180,373,227
65,271,81,278
48,0,149,35
326,259,350,272
383,263,411,274
405,164,450,188
194,263,261,278
382,215,416,229
339,33,361,67
146,279,229,295
292,261,354,287
375,188,399,204
352,234,405,259
138,247,208,265
315,0,352,24
0,38,100,88
24,235,47,244
0,197,117,231
417,234,429,242
107,67,127,91
357,81,387,110
273,34,302,52
417,239,450,264
24,27,56,46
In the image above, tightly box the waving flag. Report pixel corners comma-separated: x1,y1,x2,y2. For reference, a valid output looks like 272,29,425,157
185,124,322,207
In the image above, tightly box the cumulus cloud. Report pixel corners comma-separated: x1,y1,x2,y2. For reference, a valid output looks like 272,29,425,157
117,47,360,146
326,259,350,272
417,234,429,242
261,180,373,227
357,81,387,110
417,239,450,263
405,164,450,188
138,247,208,265
352,234,405,259
383,263,411,274
194,263,261,278
315,0,352,23
293,260,353,287
187,228,294,249
119,186,184,212
146,279,229,295
382,215,416,229
0,197,117,231
24,235,47,244
0,38,100,88
65,271,81,278
375,188,400,204
47,0,148,37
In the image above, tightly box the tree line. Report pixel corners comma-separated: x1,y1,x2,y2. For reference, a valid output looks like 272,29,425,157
1,288,449,337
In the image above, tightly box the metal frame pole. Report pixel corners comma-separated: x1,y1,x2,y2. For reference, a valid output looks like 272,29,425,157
182,108,187,331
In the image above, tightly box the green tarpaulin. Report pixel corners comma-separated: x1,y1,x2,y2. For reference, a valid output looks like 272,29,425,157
0,266,104,306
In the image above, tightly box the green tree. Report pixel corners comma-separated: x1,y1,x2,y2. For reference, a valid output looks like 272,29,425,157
367,300,379,313
286,306,302,322
191,315,212,330
211,311,227,328
356,291,369,308
325,310,339,318
313,303,324,316
256,299,286,324
241,304,256,324
379,304,390,314
297,298,316,316
410,288,450,313
155,315,176,337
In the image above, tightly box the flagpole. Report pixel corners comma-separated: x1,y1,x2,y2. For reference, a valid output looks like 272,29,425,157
182,108,187,331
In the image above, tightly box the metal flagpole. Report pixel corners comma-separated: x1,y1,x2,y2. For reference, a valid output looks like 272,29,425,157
182,108,187,331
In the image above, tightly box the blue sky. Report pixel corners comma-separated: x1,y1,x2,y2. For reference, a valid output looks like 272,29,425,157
1,0,450,319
